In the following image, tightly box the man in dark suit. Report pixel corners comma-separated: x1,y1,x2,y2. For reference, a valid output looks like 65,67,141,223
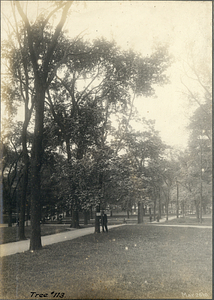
101,211,108,232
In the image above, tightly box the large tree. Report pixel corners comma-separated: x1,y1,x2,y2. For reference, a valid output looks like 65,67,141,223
14,1,72,250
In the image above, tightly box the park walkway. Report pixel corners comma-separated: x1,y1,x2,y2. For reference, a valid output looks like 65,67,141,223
151,215,212,228
1,217,211,257
151,215,177,223
153,224,212,229
0,224,125,257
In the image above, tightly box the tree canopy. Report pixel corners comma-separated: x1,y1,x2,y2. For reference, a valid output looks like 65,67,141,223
1,1,211,249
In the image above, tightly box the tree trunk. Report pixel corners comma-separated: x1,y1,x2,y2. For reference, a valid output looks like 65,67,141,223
138,202,143,223
158,190,161,219
127,210,129,219
19,168,27,239
19,151,29,240
95,205,100,233
195,201,200,221
71,209,80,228
166,201,169,221
30,169,42,250
153,199,156,222
87,210,90,221
141,203,144,223
90,205,93,219
19,50,32,239
26,198,30,226
84,210,88,225
30,88,45,250
8,204,12,227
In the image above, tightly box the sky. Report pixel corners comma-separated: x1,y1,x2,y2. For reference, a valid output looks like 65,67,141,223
1,1,212,150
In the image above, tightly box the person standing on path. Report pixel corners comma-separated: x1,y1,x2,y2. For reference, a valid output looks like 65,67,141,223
101,211,108,232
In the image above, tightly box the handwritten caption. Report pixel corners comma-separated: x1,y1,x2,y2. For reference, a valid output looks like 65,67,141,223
31,292,65,298
181,292,208,298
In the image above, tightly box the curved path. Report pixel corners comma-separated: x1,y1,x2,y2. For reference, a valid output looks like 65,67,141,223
1,218,211,257
0,224,125,257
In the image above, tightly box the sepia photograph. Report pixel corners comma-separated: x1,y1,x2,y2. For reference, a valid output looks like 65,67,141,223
0,1,212,299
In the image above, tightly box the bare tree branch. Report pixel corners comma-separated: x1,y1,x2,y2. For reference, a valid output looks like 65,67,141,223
15,1,39,79
180,76,210,116
43,1,72,82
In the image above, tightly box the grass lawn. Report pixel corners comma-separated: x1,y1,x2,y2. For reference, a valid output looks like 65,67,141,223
162,215,212,226
0,224,212,299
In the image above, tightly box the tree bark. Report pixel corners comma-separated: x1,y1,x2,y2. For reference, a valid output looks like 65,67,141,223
141,203,144,223
19,165,28,239
195,200,200,221
166,200,169,221
127,210,129,219
30,87,45,250
84,210,88,225
71,209,80,228
138,201,143,223
19,129,29,240
142,205,145,216
8,203,12,227
95,205,100,233
153,199,156,222
158,189,161,219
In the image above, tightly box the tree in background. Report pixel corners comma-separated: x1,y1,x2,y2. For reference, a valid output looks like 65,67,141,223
187,99,211,221
181,53,211,222
2,134,22,227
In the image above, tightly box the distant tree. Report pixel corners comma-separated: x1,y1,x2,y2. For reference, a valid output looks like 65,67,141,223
116,120,168,222
180,51,211,222
187,99,211,221
1,126,23,227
